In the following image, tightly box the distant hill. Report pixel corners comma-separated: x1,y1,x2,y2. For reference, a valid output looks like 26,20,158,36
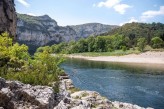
17,13,118,53
70,23,118,38
102,22,164,44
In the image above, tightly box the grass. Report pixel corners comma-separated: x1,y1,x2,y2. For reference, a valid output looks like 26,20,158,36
81,92,89,97
71,49,140,57
144,45,164,52
69,87,80,93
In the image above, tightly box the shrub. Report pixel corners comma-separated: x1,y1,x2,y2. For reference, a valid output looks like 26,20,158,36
137,38,147,52
121,46,127,51
0,32,64,89
151,37,163,48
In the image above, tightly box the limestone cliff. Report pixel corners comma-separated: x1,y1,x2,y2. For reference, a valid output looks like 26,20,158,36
0,0,16,39
17,13,77,46
70,23,118,38
17,14,118,53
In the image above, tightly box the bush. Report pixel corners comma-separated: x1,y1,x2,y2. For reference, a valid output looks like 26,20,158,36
137,38,147,52
0,32,64,89
121,46,127,51
151,37,163,48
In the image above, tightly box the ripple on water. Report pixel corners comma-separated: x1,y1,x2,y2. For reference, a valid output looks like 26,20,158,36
134,86,159,96
62,59,164,109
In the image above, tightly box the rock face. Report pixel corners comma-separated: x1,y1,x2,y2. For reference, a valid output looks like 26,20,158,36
0,78,57,109
17,13,118,53
0,0,16,39
17,13,77,47
71,23,117,38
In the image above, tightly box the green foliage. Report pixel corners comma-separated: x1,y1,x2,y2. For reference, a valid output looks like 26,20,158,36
122,46,127,51
50,23,164,55
104,22,164,45
72,49,140,57
36,46,52,53
137,38,147,52
0,32,64,89
151,37,163,48
17,13,41,26
51,34,130,54
87,36,95,52
51,43,68,54
69,87,80,93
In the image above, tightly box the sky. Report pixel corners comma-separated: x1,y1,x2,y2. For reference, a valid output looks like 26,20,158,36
15,0,164,26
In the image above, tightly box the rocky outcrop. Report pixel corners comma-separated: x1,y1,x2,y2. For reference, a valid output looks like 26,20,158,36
0,0,16,39
0,76,154,109
0,78,57,109
55,75,113,109
112,101,153,109
55,75,153,109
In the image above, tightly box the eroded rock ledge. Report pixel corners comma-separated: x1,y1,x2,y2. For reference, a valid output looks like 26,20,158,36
0,77,58,109
0,76,153,109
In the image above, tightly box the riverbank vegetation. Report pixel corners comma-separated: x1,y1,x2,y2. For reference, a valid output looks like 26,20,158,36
0,32,64,90
50,23,164,55
50,35,164,55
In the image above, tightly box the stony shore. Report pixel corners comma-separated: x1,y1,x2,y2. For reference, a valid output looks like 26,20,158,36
0,75,153,109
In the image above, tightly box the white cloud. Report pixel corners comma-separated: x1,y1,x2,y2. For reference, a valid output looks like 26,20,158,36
94,0,132,14
114,4,132,14
141,6,164,21
97,0,120,8
119,17,138,26
16,0,30,7
27,13,37,16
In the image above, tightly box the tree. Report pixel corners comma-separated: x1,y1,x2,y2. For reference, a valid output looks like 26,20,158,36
77,38,88,52
151,37,163,48
87,36,95,52
94,36,107,52
8,43,29,71
51,42,67,54
37,46,52,53
111,35,125,50
137,38,147,52
0,32,30,72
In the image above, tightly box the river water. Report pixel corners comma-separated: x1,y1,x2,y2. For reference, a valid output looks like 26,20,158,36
61,58,164,109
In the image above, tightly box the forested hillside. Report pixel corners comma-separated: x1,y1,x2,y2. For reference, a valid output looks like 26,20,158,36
49,22,164,54
102,22,164,44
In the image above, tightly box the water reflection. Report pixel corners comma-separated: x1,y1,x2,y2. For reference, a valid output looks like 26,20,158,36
65,58,164,74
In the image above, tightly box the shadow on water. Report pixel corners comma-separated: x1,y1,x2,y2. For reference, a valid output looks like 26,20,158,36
64,58,164,75
61,58,164,109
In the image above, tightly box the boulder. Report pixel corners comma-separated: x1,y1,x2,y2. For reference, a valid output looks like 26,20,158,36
0,78,57,109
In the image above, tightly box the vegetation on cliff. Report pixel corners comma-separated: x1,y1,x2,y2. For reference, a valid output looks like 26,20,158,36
103,22,164,44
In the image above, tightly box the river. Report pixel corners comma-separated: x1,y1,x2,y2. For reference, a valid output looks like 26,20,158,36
61,58,164,109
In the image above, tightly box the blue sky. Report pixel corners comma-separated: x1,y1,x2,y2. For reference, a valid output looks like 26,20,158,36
15,0,164,26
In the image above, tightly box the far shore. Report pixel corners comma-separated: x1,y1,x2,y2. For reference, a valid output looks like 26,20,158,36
67,51,164,65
